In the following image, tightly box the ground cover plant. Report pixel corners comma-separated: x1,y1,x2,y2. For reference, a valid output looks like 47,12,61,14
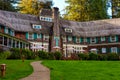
43,60,120,80
0,60,33,80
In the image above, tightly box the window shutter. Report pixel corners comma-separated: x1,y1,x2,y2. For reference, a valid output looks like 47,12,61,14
87,37,90,43
26,32,29,39
73,36,76,43
116,35,118,42
34,33,37,39
96,37,98,43
108,36,111,43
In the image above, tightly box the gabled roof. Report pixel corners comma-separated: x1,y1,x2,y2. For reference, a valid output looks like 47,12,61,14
1,9,120,37
0,10,52,34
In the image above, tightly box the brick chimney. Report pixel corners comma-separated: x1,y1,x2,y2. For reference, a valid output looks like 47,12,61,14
50,7,61,52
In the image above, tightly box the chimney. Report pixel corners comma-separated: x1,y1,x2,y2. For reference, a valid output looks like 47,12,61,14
50,7,62,52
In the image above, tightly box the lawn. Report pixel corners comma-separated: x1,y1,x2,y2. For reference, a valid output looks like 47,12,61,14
42,60,120,80
0,60,33,80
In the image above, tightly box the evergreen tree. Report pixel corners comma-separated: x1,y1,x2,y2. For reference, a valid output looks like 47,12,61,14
0,0,17,11
112,0,120,18
18,0,52,15
64,0,109,22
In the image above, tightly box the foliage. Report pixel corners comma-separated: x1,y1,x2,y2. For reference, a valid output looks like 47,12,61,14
107,53,119,60
112,0,120,18
54,51,62,60
38,50,48,59
0,51,11,59
9,48,34,59
0,0,17,11
64,0,109,21
0,60,33,80
18,0,52,15
78,53,89,60
98,54,108,61
89,53,98,60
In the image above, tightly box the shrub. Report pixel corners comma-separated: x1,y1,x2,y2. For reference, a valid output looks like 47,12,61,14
98,54,108,61
89,53,98,60
38,51,48,59
9,48,34,59
78,53,89,60
9,48,21,59
0,51,11,60
54,51,62,60
107,53,119,61
48,52,55,60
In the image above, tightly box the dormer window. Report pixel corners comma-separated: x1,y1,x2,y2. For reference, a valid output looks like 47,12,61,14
33,24,42,29
40,16,52,22
65,28,72,33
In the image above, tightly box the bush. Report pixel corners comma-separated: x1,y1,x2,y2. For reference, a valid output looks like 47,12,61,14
9,48,34,59
78,53,89,60
54,51,62,60
38,51,48,59
89,53,98,60
98,54,108,61
0,51,11,60
48,52,55,60
107,53,119,61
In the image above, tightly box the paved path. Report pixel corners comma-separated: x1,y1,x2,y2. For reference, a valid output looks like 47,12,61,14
20,61,50,80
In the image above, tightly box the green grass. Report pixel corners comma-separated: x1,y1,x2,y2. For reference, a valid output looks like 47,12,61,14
0,60,33,80
42,60,120,80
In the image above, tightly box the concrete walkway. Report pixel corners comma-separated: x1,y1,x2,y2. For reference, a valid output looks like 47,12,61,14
20,61,50,80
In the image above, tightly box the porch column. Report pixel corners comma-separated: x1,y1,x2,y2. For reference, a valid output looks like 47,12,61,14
7,38,9,47
2,36,4,46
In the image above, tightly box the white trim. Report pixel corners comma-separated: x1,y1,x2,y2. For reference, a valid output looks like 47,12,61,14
65,28,72,33
111,47,117,53
110,36,116,42
102,48,106,53
90,37,96,43
101,36,105,41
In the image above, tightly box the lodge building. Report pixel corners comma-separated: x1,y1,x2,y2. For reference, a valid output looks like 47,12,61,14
0,7,120,57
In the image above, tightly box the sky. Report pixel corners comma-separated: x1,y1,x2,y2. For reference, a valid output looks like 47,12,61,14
53,0,67,15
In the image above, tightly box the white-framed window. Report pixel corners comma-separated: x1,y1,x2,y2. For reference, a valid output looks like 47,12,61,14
68,36,72,41
84,38,87,42
65,28,72,33
44,35,49,41
37,34,42,39
111,47,117,53
90,37,96,43
102,48,106,53
110,36,116,42
76,37,80,43
29,33,33,39
5,27,8,34
40,16,52,22
63,37,66,42
33,24,42,29
101,37,105,41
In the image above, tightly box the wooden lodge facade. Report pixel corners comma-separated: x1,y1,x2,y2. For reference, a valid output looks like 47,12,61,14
0,7,120,57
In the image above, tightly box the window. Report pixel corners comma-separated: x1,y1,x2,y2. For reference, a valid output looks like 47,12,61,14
63,37,66,42
91,37,96,43
37,34,42,39
40,16,52,22
5,27,8,34
33,25,42,29
84,38,87,42
102,48,106,53
44,35,49,41
111,47,117,53
101,37,105,41
76,37,80,43
110,36,116,42
29,33,33,39
68,36,72,41
65,28,72,33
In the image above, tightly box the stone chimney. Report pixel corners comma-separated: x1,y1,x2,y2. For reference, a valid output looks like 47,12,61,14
50,7,61,52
